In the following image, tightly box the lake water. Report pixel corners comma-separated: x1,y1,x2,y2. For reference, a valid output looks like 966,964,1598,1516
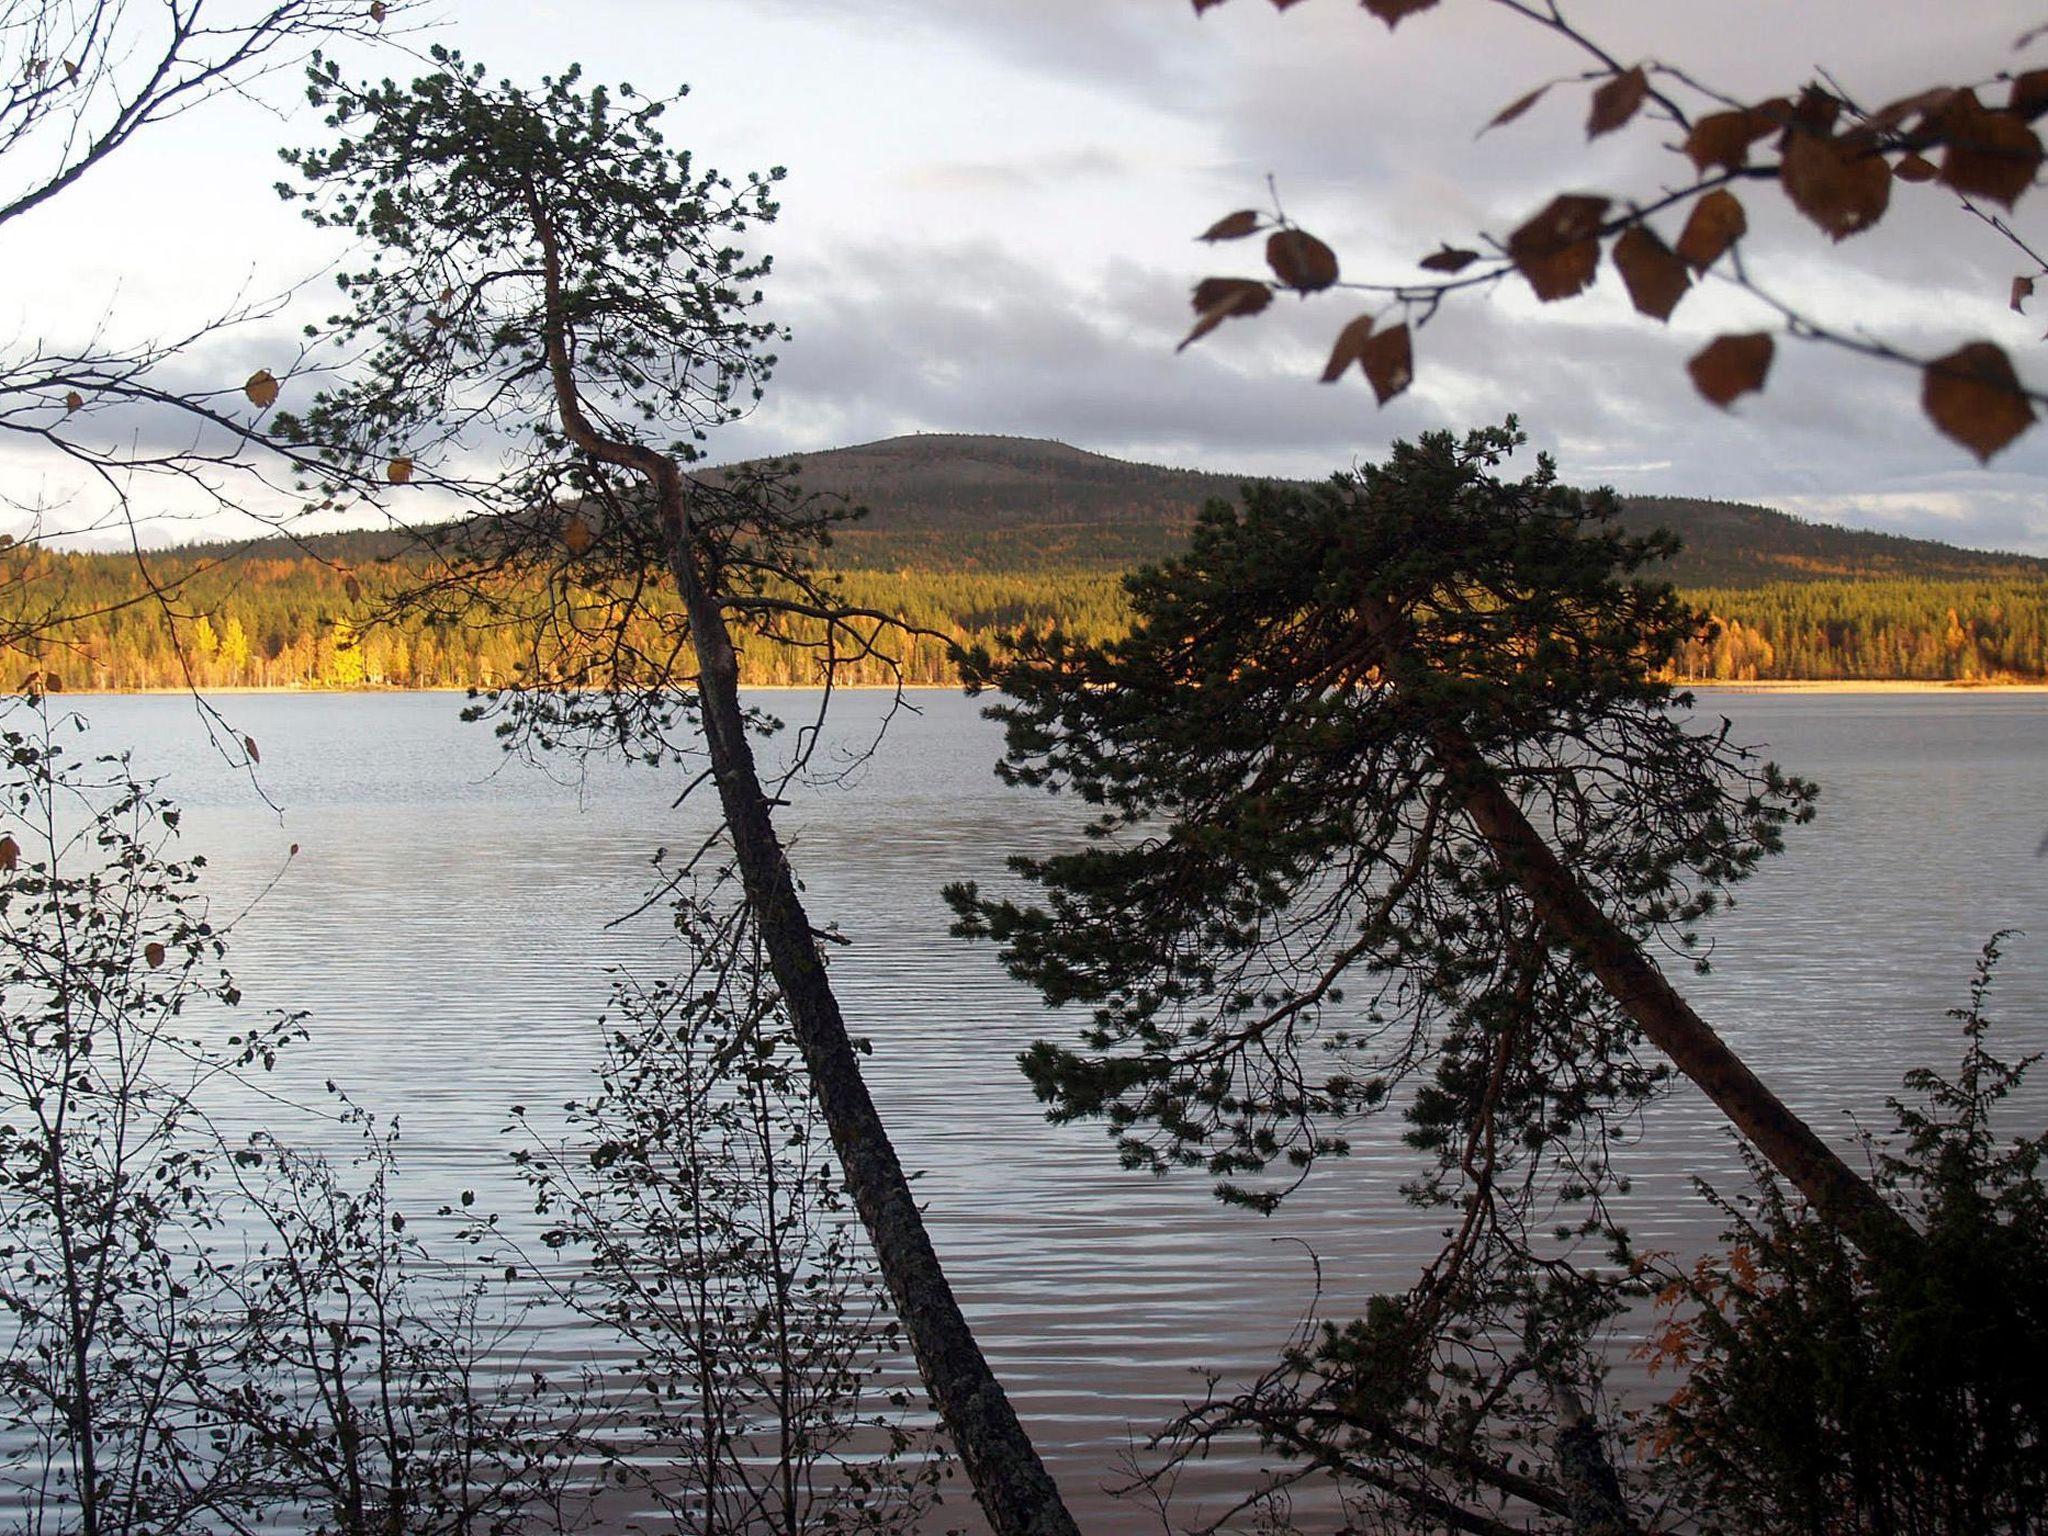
44,688,2048,1530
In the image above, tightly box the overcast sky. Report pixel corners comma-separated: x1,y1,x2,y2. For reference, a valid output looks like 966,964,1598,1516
7,0,2046,551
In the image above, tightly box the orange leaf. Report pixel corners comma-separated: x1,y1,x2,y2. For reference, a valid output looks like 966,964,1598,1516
1612,226,1691,321
1180,277,1273,349
1674,189,1746,270
1199,209,1261,242
1587,66,1648,139
1418,245,1479,273
386,455,414,484
244,735,261,765
145,941,166,968
2014,275,2036,313
0,834,17,872
1481,83,1549,136
243,369,281,409
1359,322,1414,404
1933,92,2043,208
1922,342,2036,461
1266,228,1340,291
1320,314,1376,383
1688,332,1774,407
562,514,597,555
1780,129,1891,241
1507,193,1609,302
1893,152,1939,183
1685,109,1773,173
1362,0,1438,26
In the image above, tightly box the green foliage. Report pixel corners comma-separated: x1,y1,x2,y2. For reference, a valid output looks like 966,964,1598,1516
279,47,782,475
947,423,1813,1215
1651,935,2048,1534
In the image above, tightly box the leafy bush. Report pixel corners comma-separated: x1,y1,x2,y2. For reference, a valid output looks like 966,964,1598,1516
1649,935,2048,1534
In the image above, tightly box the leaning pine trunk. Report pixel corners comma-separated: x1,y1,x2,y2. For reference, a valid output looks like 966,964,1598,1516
1358,594,1913,1256
528,192,1078,1535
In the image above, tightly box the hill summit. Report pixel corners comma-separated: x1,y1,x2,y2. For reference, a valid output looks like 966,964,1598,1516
737,433,2046,590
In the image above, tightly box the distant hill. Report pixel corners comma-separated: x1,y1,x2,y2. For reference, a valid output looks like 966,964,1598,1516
15,433,2047,690
162,432,2045,590
741,433,2048,589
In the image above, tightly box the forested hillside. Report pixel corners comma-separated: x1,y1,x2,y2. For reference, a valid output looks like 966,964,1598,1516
3,435,2043,689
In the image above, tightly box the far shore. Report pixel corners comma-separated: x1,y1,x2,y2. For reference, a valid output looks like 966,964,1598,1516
50,679,2048,699
1682,679,2048,695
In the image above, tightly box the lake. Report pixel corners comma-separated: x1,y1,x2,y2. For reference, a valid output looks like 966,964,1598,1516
44,688,2048,1530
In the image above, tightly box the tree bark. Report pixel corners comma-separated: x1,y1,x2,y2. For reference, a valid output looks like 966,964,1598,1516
1356,596,1913,1254
526,196,1078,1533
661,510,1082,1536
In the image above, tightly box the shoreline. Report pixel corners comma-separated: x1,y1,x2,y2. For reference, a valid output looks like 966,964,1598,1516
52,679,2048,698
1680,679,2048,695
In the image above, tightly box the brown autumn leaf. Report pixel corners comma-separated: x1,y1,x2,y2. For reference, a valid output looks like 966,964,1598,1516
562,514,597,555
1320,314,1377,382
1363,0,1439,26
1200,209,1261,242
244,735,261,765
1481,83,1549,136
1893,153,1939,183
1688,332,1774,407
145,941,166,969
1787,85,1843,136
1922,342,2036,461
1780,129,1891,241
1675,189,1747,270
1746,95,1797,131
243,369,281,409
2011,70,2048,122
2014,275,2036,314
1933,92,2043,208
1866,86,1959,134
1266,228,1340,291
1685,109,1774,173
63,390,82,413
0,834,17,873
1419,245,1480,273
1612,226,1691,321
386,455,414,484
1507,193,1609,302
1587,66,1649,139
1181,277,1273,349
1359,323,1414,404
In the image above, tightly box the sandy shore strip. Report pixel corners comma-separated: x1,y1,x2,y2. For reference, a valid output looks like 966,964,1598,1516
1683,679,2048,695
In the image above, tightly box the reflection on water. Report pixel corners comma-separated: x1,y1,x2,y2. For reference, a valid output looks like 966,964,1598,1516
49,688,2048,1530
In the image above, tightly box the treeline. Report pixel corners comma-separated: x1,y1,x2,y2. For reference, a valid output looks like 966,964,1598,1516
1673,578,2048,682
3,544,2044,689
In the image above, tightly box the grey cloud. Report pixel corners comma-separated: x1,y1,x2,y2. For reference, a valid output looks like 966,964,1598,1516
729,228,2048,553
